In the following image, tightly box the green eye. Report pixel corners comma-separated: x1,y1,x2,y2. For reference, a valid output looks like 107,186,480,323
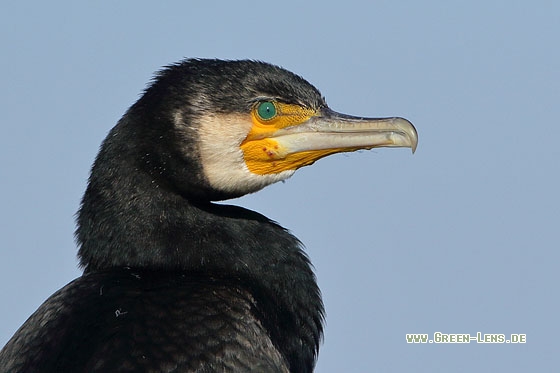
256,101,277,120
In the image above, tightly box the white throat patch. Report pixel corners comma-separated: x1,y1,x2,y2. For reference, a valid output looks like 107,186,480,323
175,111,294,196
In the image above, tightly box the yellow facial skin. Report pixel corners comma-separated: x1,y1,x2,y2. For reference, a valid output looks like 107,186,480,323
240,101,418,175
247,102,317,137
241,102,331,174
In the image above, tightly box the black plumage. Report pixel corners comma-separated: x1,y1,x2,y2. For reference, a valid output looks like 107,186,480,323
0,59,417,372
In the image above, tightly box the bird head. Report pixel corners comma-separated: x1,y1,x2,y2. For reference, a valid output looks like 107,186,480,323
122,59,417,200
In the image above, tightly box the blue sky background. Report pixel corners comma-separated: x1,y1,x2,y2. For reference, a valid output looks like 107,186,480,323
1,1,558,372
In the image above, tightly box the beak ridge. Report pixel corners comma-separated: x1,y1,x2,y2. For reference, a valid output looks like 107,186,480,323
278,108,418,154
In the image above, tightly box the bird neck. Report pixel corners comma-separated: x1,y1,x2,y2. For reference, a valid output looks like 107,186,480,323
76,124,324,368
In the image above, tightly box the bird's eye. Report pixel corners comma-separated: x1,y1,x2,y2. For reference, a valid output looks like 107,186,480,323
256,101,277,121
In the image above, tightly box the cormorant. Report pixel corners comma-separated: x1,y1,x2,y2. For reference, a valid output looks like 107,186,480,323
0,59,417,372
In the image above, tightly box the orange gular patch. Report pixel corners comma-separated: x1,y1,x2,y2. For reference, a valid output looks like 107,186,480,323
242,142,354,175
